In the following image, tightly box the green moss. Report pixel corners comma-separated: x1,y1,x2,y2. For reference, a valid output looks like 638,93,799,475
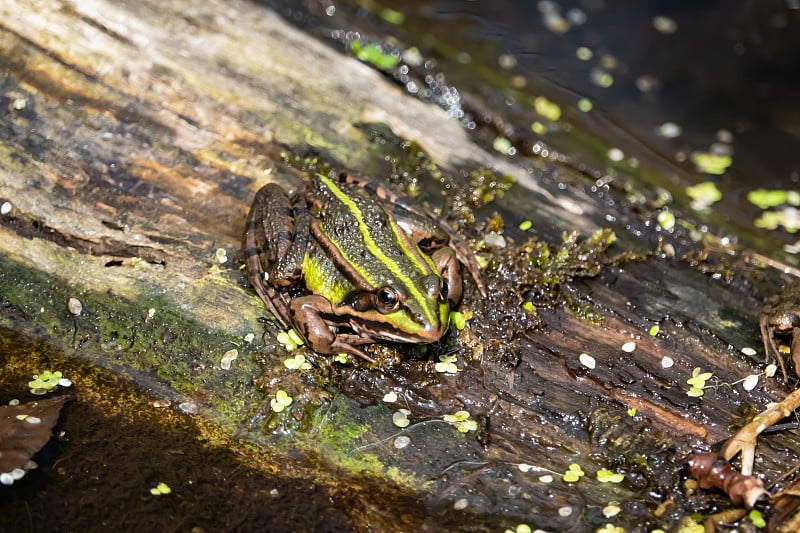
0,254,259,428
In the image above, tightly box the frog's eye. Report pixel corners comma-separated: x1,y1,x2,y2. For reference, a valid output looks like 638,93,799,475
375,286,401,314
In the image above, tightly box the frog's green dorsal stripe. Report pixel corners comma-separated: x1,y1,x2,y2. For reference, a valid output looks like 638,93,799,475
315,174,439,327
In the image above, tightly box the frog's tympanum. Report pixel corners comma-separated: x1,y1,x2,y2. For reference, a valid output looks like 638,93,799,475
243,173,485,363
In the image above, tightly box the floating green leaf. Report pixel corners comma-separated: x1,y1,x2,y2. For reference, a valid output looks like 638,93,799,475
690,152,732,175
350,40,399,69
562,463,585,483
270,389,293,413
435,353,459,374
493,136,513,154
443,410,478,433
150,482,171,496
449,310,471,331
596,524,625,533
596,469,625,483
657,210,675,231
533,96,561,122
276,329,305,351
283,353,312,371
686,367,713,397
748,189,789,209
755,207,800,233
28,370,70,394
379,8,405,25
686,181,722,205
749,509,766,528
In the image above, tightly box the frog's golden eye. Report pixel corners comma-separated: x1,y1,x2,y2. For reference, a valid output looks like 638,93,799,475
375,286,401,314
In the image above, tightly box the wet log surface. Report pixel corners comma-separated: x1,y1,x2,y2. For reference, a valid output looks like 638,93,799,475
1,1,799,532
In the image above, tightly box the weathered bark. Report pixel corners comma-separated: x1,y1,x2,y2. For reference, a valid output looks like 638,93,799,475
1,0,798,531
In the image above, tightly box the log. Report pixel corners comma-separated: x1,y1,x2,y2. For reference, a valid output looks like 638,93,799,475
1,0,797,531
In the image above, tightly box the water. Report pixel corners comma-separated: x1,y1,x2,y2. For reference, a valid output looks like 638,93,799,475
268,0,800,265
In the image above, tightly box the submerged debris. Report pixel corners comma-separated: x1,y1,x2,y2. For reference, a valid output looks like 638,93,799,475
685,452,770,510
0,396,70,485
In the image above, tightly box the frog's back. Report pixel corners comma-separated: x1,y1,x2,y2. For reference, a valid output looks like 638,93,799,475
309,175,437,290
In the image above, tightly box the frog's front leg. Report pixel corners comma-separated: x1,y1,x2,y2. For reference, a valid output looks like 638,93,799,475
288,295,377,363
431,247,463,307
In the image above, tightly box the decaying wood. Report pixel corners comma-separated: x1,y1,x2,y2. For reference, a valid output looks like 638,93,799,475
1,0,799,531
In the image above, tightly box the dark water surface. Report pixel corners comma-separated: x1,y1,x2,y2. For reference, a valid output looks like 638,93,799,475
270,0,800,266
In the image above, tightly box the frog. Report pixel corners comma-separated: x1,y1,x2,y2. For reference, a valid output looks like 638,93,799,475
759,278,800,382
242,173,485,363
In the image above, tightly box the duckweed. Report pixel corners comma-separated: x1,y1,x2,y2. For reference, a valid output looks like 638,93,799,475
379,8,404,25
442,410,477,433
686,181,722,209
283,353,312,371
747,189,799,210
749,509,766,528
562,463,585,483
596,469,625,483
276,329,304,351
492,136,513,155
689,153,731,175
657,210,675,231
449,310,471,330
350,41,399,69
686,368,713,397
434,354,459,374
270,390,293,413
28,370,71,394
149,482,172,496
596,524,625,533
533,96,561,122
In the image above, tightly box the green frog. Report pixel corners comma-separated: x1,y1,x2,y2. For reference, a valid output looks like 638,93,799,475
242,173,485,363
